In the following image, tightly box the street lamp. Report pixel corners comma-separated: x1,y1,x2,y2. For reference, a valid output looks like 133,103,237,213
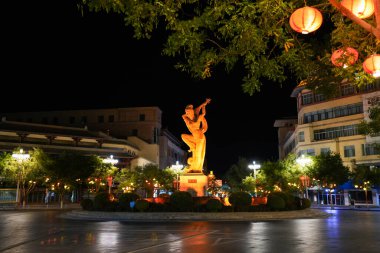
102,155,118,194
171,161,183,191
248,161,261,179
248,161,261,197
12,149,30,206
296,155,312,199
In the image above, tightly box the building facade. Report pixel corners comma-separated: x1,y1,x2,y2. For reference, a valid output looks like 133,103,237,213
0,119,139,167
275,81,380,206
1,107,186,169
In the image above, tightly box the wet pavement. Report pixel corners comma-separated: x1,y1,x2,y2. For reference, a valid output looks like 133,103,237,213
0,209,379,252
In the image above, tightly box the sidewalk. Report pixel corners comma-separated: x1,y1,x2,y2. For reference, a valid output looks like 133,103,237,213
311,204,380,211
0,203,81,210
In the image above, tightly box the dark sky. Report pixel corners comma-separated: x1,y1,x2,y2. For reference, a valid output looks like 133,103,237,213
2,0,297,177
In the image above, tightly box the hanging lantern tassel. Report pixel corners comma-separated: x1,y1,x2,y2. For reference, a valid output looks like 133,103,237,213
289,6,323,34
363,55,380,78
331,47,359,68
341,0,375,19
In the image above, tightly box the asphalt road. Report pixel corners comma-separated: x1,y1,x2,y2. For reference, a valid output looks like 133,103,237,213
0,209,380,253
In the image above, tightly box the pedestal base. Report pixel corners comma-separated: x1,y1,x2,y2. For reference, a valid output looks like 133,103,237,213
179,173,208,197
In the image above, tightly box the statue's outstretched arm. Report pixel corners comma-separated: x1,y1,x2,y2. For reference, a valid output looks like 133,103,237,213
195,98,211,116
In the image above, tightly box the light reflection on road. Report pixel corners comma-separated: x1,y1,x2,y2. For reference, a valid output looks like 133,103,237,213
0,210,380,253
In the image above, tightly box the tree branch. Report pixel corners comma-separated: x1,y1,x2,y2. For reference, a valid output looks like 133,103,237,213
375,0,380,28
329,0,380,39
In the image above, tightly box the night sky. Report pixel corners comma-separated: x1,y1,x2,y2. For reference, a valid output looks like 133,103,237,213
2,1,297,177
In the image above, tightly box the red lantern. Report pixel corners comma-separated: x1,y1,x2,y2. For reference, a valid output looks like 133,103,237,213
363,55,380,78
331,47,359,68
341,0,374,19
289,6,323,34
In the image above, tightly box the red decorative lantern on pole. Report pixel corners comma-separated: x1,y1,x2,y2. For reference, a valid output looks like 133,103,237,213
331,47,359,68
341,0,375,19
107,176,113,194
363,54,380,78
289,6,323,34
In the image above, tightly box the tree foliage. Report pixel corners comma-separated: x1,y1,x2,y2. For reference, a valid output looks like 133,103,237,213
42,151,100,205
257,160,287,191
223,157,250,191
0,148,48,205
351,164,380,187
81,0,380,95
308,151,350,187
116,163,175,197
359,104,380,137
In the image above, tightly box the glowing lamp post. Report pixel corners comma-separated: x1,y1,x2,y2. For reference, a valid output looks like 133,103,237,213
363,54,380,78
12,149,30,206
102,155,118,194
248,161,261,179
248,161,261,197
341,0,375,19
289,6,323,34
296,155,312,199
171,161,183,191
331,47,359,68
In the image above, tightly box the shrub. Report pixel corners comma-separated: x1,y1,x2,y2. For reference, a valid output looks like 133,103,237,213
206,198,223,212
229,191,252,211
118,192,140,211
148,202,169,212
301,198,311,209
170,191,193,211
294,196,303,209
94,192,111,211
248,204,271,212
267,193,286,211
135,199,150,212
221,205,234,212
80,199,94,211
193,196,214,212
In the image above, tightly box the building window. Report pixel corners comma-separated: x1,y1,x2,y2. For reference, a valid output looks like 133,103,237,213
344,145,356,157
297,150,307,157
320,148,330,155
341,84,355,96
284,140,296,157
132,129,138,136
314,124,359,141
314,93,325,102
301,93,313,105
139,114,146,121
69,116,75,124
27,118,33,123
298,131,305,142
98,115,104,123
362,144,380,156
303,103,363,124
307,149,315,156
42,117,48,124
81,116,87,124
53,117,58,125
108,115,114,123
153,127,159,144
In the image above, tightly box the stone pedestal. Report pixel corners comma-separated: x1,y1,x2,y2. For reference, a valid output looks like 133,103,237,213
179,173,208,196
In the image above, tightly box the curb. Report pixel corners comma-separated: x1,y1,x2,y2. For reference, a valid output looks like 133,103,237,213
60,208,331,222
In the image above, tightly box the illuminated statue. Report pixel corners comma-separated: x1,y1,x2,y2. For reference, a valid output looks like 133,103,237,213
181,98,211,173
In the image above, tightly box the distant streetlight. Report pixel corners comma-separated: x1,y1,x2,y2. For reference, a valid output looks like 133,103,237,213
171,161,183,191
296,155,312,199
248,161,261,179
12,149,30,206
102,155,118,194
103,155,118,165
